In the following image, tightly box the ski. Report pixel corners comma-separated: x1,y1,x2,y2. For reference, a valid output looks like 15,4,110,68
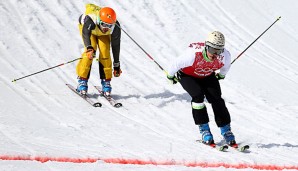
196,140,228,152
94,86,122,108
229,144,250,152
66,84,102,107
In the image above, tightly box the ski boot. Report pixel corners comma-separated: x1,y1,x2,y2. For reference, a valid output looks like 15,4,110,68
199,123,214,145
76,77,88,95
220,124,236,146
101,79,112,97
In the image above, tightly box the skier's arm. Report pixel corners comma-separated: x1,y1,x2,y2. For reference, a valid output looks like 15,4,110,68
167,48,195,76
111,20,121,64
219,49,231,76
81,16,96,49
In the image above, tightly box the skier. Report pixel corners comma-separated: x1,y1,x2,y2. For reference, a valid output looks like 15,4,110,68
76,4,122,96
166,31,236,145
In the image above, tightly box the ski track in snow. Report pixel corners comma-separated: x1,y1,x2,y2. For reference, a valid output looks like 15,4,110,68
1,0,298,170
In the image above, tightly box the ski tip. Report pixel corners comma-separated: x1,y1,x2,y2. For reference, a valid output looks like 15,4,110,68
241,145,250,151
93,102,102,107
219,145,229,151
235,145,250,152
243,145,249,148
114,103,122,108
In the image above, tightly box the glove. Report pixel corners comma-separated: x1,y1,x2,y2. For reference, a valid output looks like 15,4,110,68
113,61,122,77
86,47,95,60
215,73,225,80
167,74,179,84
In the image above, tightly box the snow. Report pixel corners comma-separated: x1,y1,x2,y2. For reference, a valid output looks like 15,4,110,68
1,0,298,170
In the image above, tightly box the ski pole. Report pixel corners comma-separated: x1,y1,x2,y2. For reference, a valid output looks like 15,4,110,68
231,16,281,64
109,17,166,74
12,57,82,82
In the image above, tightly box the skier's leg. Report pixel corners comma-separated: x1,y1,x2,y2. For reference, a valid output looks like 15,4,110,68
98,35,112,95
204,73,235,144
203,73,231,127
179,73,208,124
76,25,98,93
98,35,112,80
179,73,213,143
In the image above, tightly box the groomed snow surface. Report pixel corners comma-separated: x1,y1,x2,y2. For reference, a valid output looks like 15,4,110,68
1,0,298,170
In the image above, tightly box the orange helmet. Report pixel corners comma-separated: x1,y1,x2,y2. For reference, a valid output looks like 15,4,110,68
99,7,116,24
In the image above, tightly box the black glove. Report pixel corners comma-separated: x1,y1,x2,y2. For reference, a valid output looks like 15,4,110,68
167,74,178,84
113,61,122,77
215,73,225,80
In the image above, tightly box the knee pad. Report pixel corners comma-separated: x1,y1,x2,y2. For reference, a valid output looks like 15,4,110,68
192,102,205,110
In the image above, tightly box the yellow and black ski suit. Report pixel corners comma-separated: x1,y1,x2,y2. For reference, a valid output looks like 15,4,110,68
76,14,121,80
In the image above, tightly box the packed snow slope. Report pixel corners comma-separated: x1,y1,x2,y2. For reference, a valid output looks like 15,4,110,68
0,0,298,170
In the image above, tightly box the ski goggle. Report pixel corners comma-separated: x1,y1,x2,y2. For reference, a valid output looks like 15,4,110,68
99,20,114,29
206,46,223,55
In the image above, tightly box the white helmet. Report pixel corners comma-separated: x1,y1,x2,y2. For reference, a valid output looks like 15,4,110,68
205,31,225,49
